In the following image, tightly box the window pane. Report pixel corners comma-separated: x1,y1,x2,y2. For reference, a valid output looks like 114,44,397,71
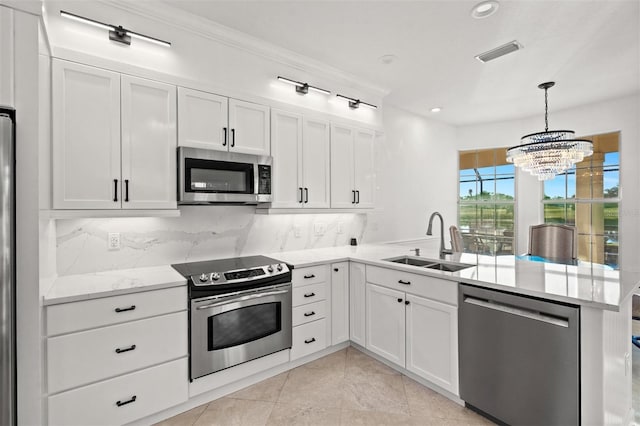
574,166,592,199
495,175,515,199
495,164,514,174
459,204,478,231
604,202,619,268
544,203,566,224
544,174,565,200
577,234,591,263
603,168,619,198
496,204,515,232
566,171,576,199
459,179,477,200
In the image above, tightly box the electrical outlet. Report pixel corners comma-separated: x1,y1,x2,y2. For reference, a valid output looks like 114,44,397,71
337,222,344,234
294,226,302,238
314,222,326,236
108,232,121,250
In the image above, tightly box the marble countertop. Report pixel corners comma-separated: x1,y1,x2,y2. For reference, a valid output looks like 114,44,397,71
269,244,640,312
44,265,187,306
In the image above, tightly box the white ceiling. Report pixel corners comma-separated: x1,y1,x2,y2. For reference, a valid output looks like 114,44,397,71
163,0,640,126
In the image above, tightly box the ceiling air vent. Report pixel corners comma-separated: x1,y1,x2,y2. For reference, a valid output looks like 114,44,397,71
475,40,523,63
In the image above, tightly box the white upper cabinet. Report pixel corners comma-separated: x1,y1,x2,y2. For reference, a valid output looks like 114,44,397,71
53,60,121,209
330,124,375,208
270,110,330,208
177,87,227,151
121,76,177,209
52,59,177,210
229,99,270,156
178,91,270,156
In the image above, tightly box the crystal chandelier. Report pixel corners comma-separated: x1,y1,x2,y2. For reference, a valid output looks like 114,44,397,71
506,82,593,180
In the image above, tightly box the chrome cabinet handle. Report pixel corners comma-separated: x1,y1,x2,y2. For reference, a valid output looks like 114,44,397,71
352,190,356,204
114,305,136,313
231,128,235,147
303,292,315,298
356,190,360,204
463,296,569,327
304,188,309,203
116,395,137,407
304,311,315,317
113,179,118,202
196,289,288,310
223,127,227,146
398,280,411,285
124,179,129,202
115,344,136,354
299,187,303,203
304,337,316,344
304,274,315,279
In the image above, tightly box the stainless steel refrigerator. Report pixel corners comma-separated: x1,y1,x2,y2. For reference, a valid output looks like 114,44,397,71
0,107,16,426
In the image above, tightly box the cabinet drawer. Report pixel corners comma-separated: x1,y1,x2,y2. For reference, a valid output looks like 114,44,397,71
292,265,327,286
292,300,326,326
47,286,187,336
292,282,326,306
47,311,187,394
48,358,188,426
291,318,327,361
366,265,457,306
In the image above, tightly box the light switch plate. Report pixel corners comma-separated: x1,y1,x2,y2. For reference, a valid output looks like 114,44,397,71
293,226,301,238
314,222,326,236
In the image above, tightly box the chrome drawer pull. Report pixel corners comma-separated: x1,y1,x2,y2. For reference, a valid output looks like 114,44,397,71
398,280,411,285
115,344,136,354
115,305,136,313
304,274,316,279
304,337,316,344
304,311,315,317
303,292,315,298
116,395,137,407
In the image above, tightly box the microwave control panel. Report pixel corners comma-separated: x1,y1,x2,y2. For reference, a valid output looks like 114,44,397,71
258,165,271,194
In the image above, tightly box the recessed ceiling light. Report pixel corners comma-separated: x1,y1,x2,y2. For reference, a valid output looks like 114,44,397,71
378,54,398,65
431,107,442,113
471,1,499,19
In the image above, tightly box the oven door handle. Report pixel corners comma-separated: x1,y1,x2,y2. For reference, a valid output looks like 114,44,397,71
195,289,289,310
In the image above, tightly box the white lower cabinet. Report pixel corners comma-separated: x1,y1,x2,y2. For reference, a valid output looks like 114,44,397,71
48,358,187,426
331,262,349,345
366,283,405,366
291,318,327,360
364,265,459,395
406,294,459,395
349,262,366,346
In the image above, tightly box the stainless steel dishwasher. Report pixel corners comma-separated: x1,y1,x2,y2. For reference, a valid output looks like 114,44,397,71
459,284,580,426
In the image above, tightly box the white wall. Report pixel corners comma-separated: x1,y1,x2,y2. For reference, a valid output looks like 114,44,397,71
457,94,640,265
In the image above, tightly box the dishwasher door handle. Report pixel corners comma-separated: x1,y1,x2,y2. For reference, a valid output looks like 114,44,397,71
463,296,569,328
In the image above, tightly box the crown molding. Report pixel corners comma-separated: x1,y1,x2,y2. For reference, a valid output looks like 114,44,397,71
99,0,390,99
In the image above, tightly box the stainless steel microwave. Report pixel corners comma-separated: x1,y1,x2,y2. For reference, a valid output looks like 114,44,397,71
178,147,272,204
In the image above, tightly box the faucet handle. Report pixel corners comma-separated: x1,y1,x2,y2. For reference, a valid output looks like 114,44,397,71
410,248,421,256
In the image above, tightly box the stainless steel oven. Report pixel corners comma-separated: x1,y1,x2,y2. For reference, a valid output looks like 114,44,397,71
172,255,292,380
178,147,272,204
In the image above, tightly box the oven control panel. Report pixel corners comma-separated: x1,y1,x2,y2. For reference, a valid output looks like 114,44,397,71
191,263,290,287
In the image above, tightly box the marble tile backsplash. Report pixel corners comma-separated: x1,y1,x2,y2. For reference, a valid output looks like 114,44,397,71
56,206,369,275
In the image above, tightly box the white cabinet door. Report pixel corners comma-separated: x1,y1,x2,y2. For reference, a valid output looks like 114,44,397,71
331,262,349,345
349,262,366,347
366,283,405,367
406,294,459,395
270,110,303,208
353,128,375,208
52,60,121,209
330,124,355,208
177,87,228,151
228,98,270,156
121,76,177,209
302,118,331,208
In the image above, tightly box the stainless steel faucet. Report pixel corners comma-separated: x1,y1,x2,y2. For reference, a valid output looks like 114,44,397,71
410,248,421,256
427,211,452,259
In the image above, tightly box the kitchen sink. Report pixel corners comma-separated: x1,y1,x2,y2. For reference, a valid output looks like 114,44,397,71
383,256,474,272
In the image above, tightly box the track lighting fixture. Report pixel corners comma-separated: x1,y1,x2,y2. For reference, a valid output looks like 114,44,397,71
60,10,171,47
336,94,377,110
276,76,331,95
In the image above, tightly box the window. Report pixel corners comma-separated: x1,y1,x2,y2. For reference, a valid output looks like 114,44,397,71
543,132,620,269
458,148,516,255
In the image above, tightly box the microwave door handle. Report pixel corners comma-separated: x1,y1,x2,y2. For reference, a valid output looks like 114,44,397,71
196,289,289,310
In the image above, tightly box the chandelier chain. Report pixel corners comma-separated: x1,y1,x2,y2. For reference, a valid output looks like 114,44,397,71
544,86,549,132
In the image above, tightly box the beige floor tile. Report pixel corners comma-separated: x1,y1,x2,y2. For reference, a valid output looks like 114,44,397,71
193,397,274,426
340,408,417,425
342,371,409,415
278,366,345,409
345,346,400,377
228,372,289,402
153,404,208,426
302,348,347,373
267,402,342,426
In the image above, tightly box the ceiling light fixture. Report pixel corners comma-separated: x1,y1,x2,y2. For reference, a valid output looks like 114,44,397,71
276,76,331,95
506,82,593,181
471,1,500,19
336,94,377,110
60,10,171,47
475,40,522,63
430,107,442,113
